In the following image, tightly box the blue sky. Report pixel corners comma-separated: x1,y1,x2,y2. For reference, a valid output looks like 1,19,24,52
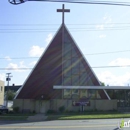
1,0,130,86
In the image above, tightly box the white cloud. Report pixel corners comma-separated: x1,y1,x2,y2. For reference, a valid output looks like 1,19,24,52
96,24,104,30
98,71,130,86
29,61,37,66
29,46,44,57
103,14,114,28
6,61,27,72
99,34,106,38
5,56,12,61
103,15,112,24
45,33,53,44
109,58,130,67
96,14,113,31
0,73,5,81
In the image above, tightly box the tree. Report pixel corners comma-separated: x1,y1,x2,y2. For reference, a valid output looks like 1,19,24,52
6,90,16,101
100,81,105,86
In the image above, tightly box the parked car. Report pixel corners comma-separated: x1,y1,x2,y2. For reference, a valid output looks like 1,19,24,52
0,105,8,114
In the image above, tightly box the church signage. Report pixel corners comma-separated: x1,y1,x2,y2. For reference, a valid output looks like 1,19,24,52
72,101,90,106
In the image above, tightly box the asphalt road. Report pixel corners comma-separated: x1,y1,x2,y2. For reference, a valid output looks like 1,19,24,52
0,118,130,130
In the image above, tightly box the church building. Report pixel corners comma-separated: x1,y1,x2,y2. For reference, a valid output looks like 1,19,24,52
14,5,117,113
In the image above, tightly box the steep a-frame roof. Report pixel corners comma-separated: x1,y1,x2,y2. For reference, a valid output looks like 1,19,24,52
15,24,108,100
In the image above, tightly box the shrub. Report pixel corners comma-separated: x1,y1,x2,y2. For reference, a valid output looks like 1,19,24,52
47,109,56,114
94,108,97,112
6,90,16,101
8,110,14,114
13,107,19,113
59,106,65,113
32,110,36,114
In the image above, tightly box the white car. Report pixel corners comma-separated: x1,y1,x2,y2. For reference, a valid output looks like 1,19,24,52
0,105,8,114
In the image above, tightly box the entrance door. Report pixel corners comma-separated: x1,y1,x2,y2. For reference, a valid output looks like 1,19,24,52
40,101,45,113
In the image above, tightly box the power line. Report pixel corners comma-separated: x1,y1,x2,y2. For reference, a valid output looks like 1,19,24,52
2,26,130,30
0,57,39,60
9,0,130,6
1,49,130,60
92,65,130,68
1,24,130,29
1,26,130,33
36,0,130,7
0,68,32,70
1,23,130,26
1,28,130,33
1,23,130,33
86,50,130,55
1,65,130,70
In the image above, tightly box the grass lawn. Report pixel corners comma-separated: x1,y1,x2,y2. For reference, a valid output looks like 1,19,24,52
0,113,35,121
47,112,130,120
1,112,130,121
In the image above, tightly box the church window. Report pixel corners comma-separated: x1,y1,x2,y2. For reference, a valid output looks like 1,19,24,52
72,75,79,85
72,68,79,74
88,90,96,99
71,89,79,99
79,73,88,86
80,63,86,73
72,57,80,67
64,70,71,77
63,51,71,59
96,91,101,99
63,60,71,68
87,79,93,85
72,89,79,94
72,48,78,57
64,43,71,51
80,90,88,98
63,77,71,85
63,89,71,98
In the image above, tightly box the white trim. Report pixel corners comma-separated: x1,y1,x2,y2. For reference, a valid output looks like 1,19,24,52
14,25,62,99
103,89,111,100
53,85,130,90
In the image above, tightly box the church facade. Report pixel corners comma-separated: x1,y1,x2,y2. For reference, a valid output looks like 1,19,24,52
13,5,117,113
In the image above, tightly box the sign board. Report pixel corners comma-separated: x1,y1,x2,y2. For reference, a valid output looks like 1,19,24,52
72,101,90,106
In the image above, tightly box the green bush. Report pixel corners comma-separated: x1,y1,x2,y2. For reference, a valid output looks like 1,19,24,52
13,107,19,113
59,106,65,113
8,110,14,114
6,90,16,101
47,109,56,114
32,110,36,114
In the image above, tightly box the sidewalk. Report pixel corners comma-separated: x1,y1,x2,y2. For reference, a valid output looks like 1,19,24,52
27,114,48,121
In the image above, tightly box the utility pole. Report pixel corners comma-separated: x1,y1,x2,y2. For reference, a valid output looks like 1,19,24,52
6,73,12,107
